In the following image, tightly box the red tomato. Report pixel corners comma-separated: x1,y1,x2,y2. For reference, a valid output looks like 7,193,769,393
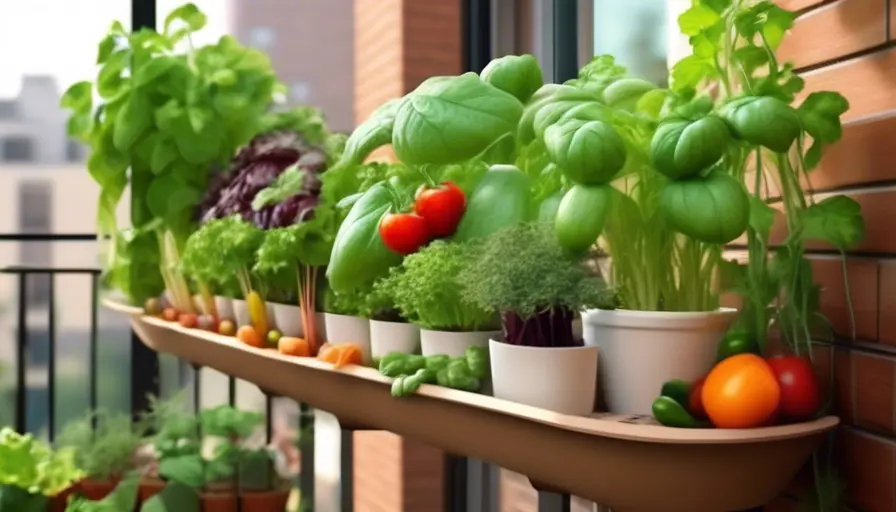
688,376,707,419
702,354,781,428
766,355,820,420
414,182,466,238
379,212,431,255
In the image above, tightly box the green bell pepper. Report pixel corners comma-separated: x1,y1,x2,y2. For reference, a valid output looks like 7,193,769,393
659,379,691,408
652,396,708,429
717,330,759,361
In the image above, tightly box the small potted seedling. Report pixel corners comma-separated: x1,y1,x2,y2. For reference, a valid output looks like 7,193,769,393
459,223,614,415
365,273,420,358
139,394,200,504
376,240,499,357
200,405,264,510
56,409,148,501
237,445,291,511
0,427,82,512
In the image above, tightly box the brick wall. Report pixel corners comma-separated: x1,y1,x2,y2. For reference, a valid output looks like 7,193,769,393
763,1,896,511
352,1,461,511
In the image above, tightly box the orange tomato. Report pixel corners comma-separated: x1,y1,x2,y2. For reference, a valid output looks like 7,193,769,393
162,308,179,322
279,337,310,357
701,353,781,428
237,325,263,348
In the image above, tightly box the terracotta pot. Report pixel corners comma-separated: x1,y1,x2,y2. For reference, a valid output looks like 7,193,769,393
78,479,118,501
239,488,291,512
139,478,167,503
201,491,238,512
48,485,79,512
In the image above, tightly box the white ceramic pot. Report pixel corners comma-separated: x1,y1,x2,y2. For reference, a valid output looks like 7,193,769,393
233,299,250,327
324,313,372,364
214,296,234,321
583,308,738,415
369,320,420,358
266,302,277,330
420,329,499,358
272,303,303,337
314,312,328,342
489,339,598,415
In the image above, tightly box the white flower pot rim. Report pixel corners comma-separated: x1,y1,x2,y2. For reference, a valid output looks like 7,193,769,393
489,339,591,352
583,307,737,330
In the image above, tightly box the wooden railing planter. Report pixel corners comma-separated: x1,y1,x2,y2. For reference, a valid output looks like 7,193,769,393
106,300,838,511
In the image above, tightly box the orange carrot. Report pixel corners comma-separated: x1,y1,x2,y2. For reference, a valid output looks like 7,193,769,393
279,337,310,357
237,325,263,348
316,343,338,364
333,344,362,369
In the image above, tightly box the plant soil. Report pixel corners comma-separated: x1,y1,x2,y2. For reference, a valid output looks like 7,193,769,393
501,308,580,347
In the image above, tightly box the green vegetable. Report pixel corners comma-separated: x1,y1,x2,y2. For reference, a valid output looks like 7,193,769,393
56,410,148,482
554,184,612,253
532,98,602,141
0,428,82,499
464,346,489,380
544,118,627,185
327,183,403,293
375,241,496,331
719,96,801,153
518,85,598,144
425,354,451,372
661,171,750,244
659,379,692,408
392,73,524,165
652,396,707,428
537,190,565,224
454,164,533,242
338,99,402,166
480,54,544,104
445,358,481,392
717,331,760,361
600,78,657,110
649,116,731,179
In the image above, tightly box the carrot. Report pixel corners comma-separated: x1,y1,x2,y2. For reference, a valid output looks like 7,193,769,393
237,325,263,348
279,337,310,357
333,344,362,369
316,343,338,364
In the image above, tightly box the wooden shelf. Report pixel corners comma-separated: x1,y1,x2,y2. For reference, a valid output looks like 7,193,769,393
107,300,838,511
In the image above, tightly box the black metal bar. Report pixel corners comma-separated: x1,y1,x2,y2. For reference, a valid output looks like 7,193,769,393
15,274,27,433
265,395,273,443
443,454,468,512
0,233,100,242
192,364,202,413
298,403,315,511
538,491,571,512
132,0,156,30
461,0,492,73
1,267,101,275
47,275,55,441
340,428,354,512
228,377,236,407
88,273,99,427
553,0,579,82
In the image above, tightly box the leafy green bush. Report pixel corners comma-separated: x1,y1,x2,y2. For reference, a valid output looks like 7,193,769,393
0,427,82,497
56,410,148,481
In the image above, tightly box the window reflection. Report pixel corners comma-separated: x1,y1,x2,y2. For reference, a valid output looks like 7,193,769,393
593,0,669,85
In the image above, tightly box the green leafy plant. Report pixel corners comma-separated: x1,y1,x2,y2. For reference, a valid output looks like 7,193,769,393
0,427,82,511
375,240,497,331
145,394,200,462
56,409,149,482
64,477,140,512
61,3,286,306
670,0,864,354
459,223,613,347
198,405,263,488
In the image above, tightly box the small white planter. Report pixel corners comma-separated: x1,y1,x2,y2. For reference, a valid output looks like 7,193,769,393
214,296,234,320
324,313,372,364
420,329,499,358
272,303,303,337
489,339,598,415
583,307,738,415
233,299,250,327
369,320,420,358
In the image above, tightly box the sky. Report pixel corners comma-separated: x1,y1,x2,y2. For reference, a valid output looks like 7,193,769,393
0,0,231,98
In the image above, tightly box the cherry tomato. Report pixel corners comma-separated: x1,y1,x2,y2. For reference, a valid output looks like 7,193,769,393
688,376,707,419
702,354,781,428
414,182,467,237
766,355,820,420
379,212,431,255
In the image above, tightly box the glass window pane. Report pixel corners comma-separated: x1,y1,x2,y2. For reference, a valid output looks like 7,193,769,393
593,0,669,85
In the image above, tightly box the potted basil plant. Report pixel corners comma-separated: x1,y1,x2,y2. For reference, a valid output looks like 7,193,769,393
377,240,499,358
458,223,612,415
